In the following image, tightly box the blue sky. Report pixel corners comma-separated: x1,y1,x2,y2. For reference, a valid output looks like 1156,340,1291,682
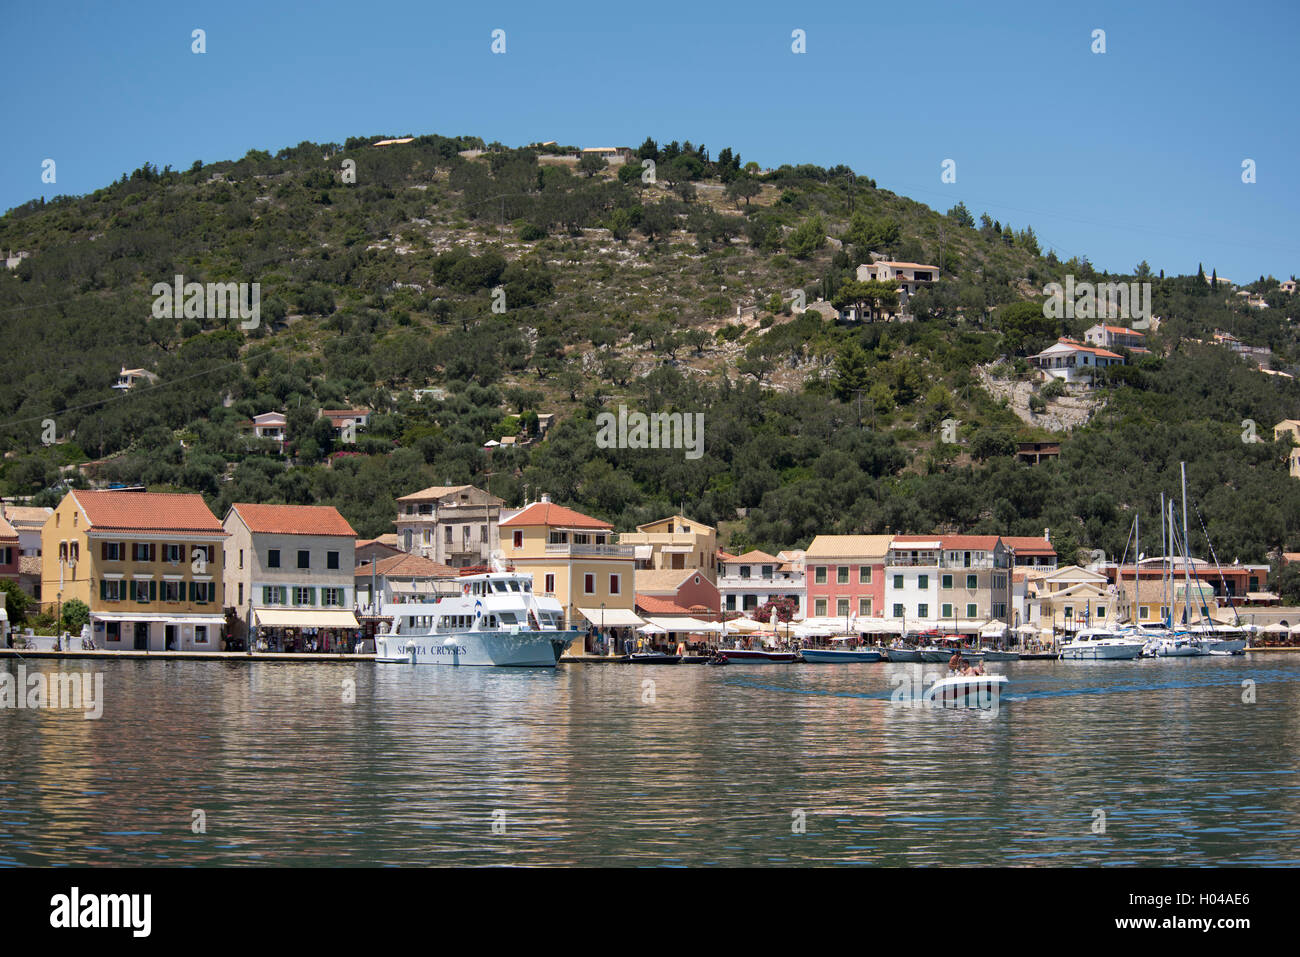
3,0,1296,282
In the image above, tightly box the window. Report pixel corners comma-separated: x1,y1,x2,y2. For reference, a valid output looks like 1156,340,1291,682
966,574,978,590
893,603,904,618
918,604,928,618
194,626,209,645
942,603,953,618
941,574,953,589
966,603,978,618
918,574,929,590
262,586,287,605
294,586,315,605
132,543,155,562
836,598,850,617
193,582,213,604
327,551,340,570
544,574,555,594
238,583,244,605
513,530,523,549
321,587,343,606
133,580,154,603
238,549,244,569
105,621,121,643
297,550,310,569
445,526,453,544
102,542,123,561
893,574,903,590
161,581,183,602
836,566,849,585
163,543,183,564
859,566,871,584
992,603,1007,619
858,598,871,616
583,574,595,595
480,525,487,542
609,574,620,595
101,580,125,602
814,566,827,585
814,598,828,617
267,549,280,568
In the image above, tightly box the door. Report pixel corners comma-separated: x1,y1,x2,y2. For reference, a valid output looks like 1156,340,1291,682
165,625,177,650
133,622,149,650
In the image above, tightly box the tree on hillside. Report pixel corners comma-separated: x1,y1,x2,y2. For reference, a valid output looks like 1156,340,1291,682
786,215,826,259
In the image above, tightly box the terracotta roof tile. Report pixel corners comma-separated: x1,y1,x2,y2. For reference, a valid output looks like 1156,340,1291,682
355,552,458,580
230,503,356,537
73,490,225,535
500,502,612,529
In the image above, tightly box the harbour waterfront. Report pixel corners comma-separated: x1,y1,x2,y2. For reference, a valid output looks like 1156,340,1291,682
1,656,1299,866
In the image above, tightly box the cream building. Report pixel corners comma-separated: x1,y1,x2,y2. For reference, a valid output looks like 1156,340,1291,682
223,503,361,647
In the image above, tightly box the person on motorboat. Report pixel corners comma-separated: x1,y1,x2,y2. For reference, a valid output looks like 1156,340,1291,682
949,651,964,672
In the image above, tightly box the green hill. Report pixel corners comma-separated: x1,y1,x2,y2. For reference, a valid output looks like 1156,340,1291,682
2,133,1299,588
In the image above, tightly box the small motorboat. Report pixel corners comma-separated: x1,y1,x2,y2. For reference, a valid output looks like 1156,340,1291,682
629,651,682,664
884,644,924,663
980,649,1020,661
924,673,1008,709
1059,628,1145,660
705,653,730,666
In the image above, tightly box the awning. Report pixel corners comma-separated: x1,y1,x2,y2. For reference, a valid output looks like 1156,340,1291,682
254,609,361,629
92,612,224,624
856,618,904,634
632,546,653,561
645,615,721,634
577,607,645,628
980,623,1008,637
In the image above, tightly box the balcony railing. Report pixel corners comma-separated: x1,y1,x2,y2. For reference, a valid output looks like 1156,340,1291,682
544,543,635,558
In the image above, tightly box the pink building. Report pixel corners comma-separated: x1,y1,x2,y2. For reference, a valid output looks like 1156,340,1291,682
802,535,893,620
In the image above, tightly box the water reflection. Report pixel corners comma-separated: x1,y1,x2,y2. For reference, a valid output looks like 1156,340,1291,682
1,656,1298,865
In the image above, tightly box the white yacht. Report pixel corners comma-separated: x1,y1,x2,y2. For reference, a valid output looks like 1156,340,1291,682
1059,628,1145,660
374,571,581,667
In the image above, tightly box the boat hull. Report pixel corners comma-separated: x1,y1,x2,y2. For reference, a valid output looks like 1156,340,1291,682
1060,642,1144,660
799,648,883,663
980,650,1020,661
375,629,580,667
718,649,798,662
924,674,1008,709
884,647,925,662
629,653,682,664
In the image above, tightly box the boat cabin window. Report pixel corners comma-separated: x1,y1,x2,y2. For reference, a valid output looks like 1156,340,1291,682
499,612,518,623
508,581,521,592
494,582,507,592
523,581,532,592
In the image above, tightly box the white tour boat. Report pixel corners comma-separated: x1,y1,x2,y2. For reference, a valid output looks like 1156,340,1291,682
374,571,581,667
1059,628,1145,661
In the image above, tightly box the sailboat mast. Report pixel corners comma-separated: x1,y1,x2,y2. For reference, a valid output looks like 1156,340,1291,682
1181,462,1195,629
1134,509,1139,626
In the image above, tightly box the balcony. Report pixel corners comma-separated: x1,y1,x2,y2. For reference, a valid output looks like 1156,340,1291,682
544,543,635,558
719,574,803,589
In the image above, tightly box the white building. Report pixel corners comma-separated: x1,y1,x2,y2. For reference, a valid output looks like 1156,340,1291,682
223,503,361,648
717,549,806,616
1029,338,1124,384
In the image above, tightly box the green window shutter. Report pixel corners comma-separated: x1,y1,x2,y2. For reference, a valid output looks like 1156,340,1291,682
189,581,196,602
148,580,157,602
307,587,316,606
99,579,106,600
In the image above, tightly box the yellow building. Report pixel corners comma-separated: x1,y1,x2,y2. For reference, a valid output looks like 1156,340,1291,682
500,497,639,655
41,490,228,650
617,514,718,586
